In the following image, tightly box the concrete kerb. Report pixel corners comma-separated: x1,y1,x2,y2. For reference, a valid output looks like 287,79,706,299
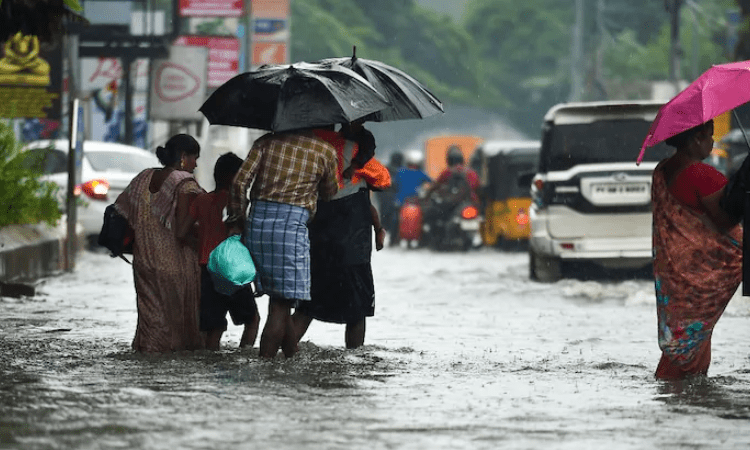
0,217,85,296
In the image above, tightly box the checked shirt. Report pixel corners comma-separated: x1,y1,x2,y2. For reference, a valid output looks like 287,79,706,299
228,130,339,222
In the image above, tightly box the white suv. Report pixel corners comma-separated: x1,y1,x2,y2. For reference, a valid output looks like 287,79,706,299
527,101,672,282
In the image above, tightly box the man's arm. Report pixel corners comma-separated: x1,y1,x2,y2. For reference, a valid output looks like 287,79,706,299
227,145,262,233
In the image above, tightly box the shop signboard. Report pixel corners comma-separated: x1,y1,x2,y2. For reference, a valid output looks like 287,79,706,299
174,35,239,88
251,0,289,68
179,0,244,17
149,45,208,121
0,32,62,120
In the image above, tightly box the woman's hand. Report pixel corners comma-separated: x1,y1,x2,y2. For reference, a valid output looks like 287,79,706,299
701,187,742,233
375,227,386,251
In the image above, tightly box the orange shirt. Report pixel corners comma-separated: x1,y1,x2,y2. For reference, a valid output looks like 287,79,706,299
190,189,230,265
313,129,391,191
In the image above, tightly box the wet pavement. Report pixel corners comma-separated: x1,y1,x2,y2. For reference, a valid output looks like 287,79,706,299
2,247,750,449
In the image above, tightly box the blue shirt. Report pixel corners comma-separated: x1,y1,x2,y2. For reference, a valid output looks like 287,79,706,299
395,167,432,204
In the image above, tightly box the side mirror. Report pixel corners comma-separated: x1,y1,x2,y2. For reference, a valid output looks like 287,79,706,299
517,171,535,188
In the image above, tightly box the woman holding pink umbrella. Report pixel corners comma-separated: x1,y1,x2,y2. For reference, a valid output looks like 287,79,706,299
651,119,743,379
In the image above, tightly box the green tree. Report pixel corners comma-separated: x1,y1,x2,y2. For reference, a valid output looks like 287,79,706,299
463,0,573,135
0,122,61,227
290,0,481,105
602,0,732,94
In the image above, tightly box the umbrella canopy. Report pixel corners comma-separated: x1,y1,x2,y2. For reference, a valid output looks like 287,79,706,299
316,54,444,122
199,62,390,133
637,60,750,164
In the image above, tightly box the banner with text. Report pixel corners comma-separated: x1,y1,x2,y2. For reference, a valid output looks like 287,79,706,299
251,0,289,68
179,0,244,17
175,35,240,88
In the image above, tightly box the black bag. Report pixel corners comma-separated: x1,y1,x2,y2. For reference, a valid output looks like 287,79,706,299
719,152,750,221
98,204,134,263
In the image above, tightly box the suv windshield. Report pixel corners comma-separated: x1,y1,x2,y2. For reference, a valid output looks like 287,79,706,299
542,119,673,172
86,151,158,173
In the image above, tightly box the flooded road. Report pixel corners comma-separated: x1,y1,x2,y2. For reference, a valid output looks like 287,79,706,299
2,247,750,449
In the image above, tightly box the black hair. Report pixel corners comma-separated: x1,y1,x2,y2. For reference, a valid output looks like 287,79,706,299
665,120,714,149
446,145,464,166
389,152,404,167
155,134,200,167
214,152,243,189
351,128,376,168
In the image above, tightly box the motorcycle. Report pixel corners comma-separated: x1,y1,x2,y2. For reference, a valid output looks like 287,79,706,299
420,195,482,251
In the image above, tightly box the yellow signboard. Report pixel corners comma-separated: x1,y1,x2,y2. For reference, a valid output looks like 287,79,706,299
0,32,62,120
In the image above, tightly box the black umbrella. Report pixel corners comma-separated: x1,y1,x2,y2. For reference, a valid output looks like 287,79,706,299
317,49,444,122
199,62,390,132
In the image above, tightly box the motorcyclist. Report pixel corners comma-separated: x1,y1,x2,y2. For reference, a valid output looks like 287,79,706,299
395,149,432,207
424,145,480,214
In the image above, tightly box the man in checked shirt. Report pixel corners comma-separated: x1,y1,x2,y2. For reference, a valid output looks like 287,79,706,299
226,128,339,358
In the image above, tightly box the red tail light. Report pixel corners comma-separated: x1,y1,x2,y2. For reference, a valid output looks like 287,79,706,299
461,205,478,220
80,179,109,200
533,178,544,191
515,209,529,225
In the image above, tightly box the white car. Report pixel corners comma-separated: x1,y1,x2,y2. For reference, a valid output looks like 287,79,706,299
22,140,160,243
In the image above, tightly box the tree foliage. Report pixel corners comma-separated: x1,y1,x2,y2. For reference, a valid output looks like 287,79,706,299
0,122,61,227
290,0,734,136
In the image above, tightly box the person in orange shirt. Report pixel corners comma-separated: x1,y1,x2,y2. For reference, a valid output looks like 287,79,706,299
293,121,391,348
190,152,260,351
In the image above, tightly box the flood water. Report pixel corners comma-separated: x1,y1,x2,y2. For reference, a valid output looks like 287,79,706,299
2,247,750,449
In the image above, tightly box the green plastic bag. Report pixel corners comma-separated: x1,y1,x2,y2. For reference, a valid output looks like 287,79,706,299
207,235,256,295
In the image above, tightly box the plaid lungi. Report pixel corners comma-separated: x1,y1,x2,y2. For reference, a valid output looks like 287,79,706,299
243,200,311,302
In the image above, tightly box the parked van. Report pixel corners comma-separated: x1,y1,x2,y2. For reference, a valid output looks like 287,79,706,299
527,101,672,282
471,140,540,247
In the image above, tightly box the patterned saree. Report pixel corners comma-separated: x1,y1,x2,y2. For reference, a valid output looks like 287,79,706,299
652,164,742,379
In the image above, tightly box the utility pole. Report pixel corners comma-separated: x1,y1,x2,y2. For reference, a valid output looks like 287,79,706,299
666,0,683,93
569,0,584,102
65,31,81,271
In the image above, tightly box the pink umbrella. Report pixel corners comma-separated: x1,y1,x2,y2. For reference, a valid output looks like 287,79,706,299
637,59,750,165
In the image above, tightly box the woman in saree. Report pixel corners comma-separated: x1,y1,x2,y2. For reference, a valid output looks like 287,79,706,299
652,119,742,379
114,134,206,353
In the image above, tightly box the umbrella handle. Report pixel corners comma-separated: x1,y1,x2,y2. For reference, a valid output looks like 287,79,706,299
732,109,750,153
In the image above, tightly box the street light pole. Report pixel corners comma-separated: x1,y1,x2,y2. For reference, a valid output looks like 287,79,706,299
569,0,584,102
667,0,683,93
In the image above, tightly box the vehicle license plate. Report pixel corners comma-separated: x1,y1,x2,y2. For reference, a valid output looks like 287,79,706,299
592,182,648,200
460,220,480,231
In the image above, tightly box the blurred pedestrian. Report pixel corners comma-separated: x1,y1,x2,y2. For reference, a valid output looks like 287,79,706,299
226,129,339,358
189,152,260,351
293,121,391,349
113,134,206,353
651,119,742,380
375,151,403,247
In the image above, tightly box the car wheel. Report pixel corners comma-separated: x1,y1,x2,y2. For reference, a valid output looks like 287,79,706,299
529,249,562,283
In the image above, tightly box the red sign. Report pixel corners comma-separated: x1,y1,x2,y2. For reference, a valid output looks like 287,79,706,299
252,42,287,66
174,36,239,87
179,0,244,17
